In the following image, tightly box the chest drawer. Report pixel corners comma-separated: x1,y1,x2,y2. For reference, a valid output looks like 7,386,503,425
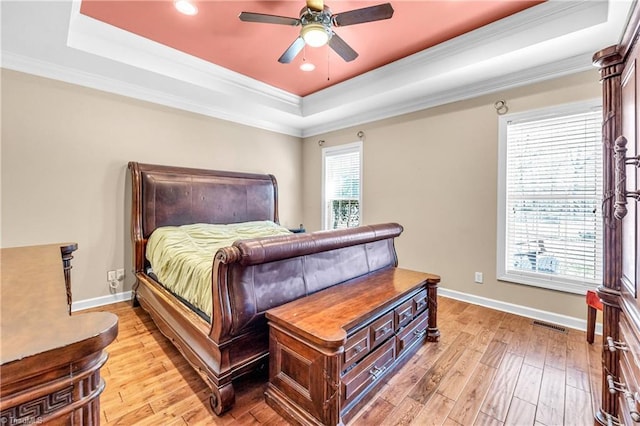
341,338,396,407
370,311,394,350
396,309,429,356
343,327,370,368
395,299,414,330
413,289,428,315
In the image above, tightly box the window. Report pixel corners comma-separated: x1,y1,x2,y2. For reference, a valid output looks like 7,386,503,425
322,142,362,230
497,100,603,294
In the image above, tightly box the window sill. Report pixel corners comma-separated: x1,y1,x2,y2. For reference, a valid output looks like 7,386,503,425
497,273,597,295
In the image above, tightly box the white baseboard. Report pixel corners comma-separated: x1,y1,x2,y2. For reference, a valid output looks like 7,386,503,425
438,287,602,336
72,291,133,312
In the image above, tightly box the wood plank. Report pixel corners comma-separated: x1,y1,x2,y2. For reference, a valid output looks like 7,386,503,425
504,316,533,357
512,363,543,405
349,396,395,425
564,385,593,426
406,331,472,404
234,403,281,426
447,363,497,425
181,405,236,426
442,418,463,426
148,385,209,414
479,339,508,368
566,334,590,372
566,367,590,392
474,411,504,426
410,393,455,426
544,331,567,370
490,315,512,344
105,404,155,426
133,409,190,426
504,397,537,426
535,365,566,425
380,397,424,426
473,326,498,354
380,362,428,406
523,328,549,369
480,352,524,422
437,349,484,401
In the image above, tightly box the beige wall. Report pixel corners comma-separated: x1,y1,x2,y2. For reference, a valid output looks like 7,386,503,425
1,70,303,302
1,68,603,319
302,70,602,320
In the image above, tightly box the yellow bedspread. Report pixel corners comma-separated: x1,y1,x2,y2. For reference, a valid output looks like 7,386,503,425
146,221,292,318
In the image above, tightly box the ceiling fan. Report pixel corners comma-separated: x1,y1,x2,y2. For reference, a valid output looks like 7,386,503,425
239,0,394,64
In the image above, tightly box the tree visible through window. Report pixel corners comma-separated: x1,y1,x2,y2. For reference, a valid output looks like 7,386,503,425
322,142,362,230
497,101,603,294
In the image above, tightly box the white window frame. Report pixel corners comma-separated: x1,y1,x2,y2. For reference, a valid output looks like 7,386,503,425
321,141,363,230
497,99,603,294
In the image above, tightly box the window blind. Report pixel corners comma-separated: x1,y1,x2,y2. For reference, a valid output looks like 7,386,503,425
504,108,603,289
323,143,361,229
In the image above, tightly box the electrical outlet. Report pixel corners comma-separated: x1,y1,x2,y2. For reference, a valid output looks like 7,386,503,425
116,269,125,281
107,270,116,281
474,272,483,284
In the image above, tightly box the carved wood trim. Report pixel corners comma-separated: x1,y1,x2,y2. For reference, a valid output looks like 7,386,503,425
60,242,78,314
0,355,107,425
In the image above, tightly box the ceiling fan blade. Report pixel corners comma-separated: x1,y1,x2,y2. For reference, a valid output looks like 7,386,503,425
328,33,358,62
239,12,300,26
278,37,306,64
333,3,394,27
306,0,324,12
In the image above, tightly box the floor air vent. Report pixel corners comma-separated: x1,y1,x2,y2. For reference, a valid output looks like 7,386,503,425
532,320,567,333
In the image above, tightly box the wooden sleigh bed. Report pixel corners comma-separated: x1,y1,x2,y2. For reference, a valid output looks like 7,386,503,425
128,162,430,415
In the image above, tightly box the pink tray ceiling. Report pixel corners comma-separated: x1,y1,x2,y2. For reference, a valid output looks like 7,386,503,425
80,0,543,97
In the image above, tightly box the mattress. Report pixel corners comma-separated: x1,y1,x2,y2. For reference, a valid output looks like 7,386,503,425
146,221,292,318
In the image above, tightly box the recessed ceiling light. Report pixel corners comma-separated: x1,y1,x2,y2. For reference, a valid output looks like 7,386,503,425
300,62,316,72
174,0,198,16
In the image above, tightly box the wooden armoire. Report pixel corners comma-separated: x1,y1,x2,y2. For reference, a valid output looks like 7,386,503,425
593,3,640,425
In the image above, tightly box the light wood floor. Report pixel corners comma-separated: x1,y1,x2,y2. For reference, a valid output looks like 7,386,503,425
85,297,602,425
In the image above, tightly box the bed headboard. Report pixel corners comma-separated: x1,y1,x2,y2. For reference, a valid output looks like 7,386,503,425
128,162,279,273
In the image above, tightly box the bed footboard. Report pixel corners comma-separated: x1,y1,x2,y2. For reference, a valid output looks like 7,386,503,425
211,223,403,343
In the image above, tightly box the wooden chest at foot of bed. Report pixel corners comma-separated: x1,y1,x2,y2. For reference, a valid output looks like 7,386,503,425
264,267,440,425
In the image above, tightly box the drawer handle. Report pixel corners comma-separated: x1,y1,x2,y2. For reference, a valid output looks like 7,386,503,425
413,329,426,338
608,374,626,394
625,391,640,422
605,412,623,426
607,375,640,422
607,336,629,352
353,345,365,355
369,365,387,381
400,312,411,321
613,135,640,220
378,327,392,336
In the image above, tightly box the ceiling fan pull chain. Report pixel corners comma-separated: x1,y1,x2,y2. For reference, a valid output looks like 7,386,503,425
327,46,331,81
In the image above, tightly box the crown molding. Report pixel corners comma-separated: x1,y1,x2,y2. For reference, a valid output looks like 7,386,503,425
301,54,594,137
301,1,608,117
1,51,305,137
66,0,303,114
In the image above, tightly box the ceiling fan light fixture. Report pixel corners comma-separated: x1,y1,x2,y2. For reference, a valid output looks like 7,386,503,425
300,62,316,72
301,23,330,47
174,0,198,16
